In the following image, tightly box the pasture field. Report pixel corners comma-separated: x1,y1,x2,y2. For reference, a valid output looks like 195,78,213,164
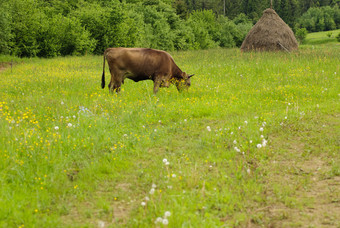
303,29,340,45
0,46,339,227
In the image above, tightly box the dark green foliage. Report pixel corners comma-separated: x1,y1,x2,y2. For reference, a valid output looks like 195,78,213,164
273,0,300,28
1,0,340,57
0,1,12,54
337,32,340,41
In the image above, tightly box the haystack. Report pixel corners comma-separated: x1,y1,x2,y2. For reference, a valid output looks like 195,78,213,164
241,8,298,52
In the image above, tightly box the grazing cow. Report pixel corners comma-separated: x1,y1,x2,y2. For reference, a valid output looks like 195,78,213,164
101,48,194,94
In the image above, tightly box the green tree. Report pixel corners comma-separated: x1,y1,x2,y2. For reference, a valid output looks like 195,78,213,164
9,0,42,57
187,10,218,48
297,6,340,32
0,1,12,54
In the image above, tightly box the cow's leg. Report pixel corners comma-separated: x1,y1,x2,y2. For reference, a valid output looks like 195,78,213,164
108,67,123,93
153,78,162,94
108,67,114,93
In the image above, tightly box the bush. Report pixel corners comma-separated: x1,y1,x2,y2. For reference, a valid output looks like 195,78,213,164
38,14,95,57
295,28,308,43
216,16,236,48
337,32,340,42
187,10,219,49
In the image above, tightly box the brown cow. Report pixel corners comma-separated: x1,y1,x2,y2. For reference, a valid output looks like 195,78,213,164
101,48,194,94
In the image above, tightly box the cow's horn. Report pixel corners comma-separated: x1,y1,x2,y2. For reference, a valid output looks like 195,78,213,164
188,74,195,78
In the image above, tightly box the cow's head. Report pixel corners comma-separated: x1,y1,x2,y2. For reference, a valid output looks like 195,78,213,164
173,72,194,92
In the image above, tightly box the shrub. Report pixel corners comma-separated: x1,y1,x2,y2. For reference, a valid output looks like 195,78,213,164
38,14,95,57
295,28,308,43
337,32,340,42
187,10,218,49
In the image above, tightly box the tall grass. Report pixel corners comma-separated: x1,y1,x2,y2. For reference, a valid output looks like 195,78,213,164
0,46,339,227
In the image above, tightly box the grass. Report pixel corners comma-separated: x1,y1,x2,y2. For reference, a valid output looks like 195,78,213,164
303,29,340,45
0,44,339,227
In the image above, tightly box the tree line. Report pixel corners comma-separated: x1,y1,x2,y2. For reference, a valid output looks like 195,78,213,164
0,0,339,57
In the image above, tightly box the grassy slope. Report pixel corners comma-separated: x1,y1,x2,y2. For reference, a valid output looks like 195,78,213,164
303,29,340,45
0,46,339,227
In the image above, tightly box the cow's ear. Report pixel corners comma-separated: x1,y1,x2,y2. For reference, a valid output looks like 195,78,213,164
188,74,195,78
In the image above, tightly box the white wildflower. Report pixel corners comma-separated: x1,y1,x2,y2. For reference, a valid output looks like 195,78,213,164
145,196,150,201
234,147,240,152
257,144,262,148
149,188,155,195
98,220,105,228
55,126,59,130
206,126,211,131
141,202,146,206
233,140,237,144
259,127,264,132
162,218,169,225
164,211,171,217
67,123,72,127
171,174,176,178
155,217,163,223
244,120,248,124
163,158,167,163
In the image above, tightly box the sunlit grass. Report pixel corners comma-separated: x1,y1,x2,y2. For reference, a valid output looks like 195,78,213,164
0,46,339,227
303,29,340,45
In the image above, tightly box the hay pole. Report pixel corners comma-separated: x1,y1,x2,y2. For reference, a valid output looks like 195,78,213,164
270,0,273,9
277,42,290,53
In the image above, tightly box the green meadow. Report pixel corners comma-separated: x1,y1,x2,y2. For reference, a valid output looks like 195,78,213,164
303,29,340,45
1,42,339,227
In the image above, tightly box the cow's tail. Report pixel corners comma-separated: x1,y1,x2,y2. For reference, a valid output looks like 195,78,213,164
101,50,106,89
